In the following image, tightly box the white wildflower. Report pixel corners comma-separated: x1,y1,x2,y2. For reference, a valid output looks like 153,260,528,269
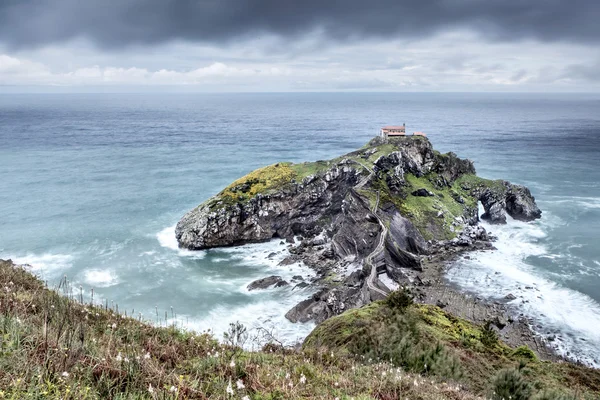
111,323,117,329
413,379,419,387
285,372,290,380
299,373,306,384
169,386,177,392
144,352,151,360
148,384,154,394
236,379,245,389
334,382,339,387
116,352,123,362
229,359,236,368
242,396,250,400
226,380,234,395
61,371,69,378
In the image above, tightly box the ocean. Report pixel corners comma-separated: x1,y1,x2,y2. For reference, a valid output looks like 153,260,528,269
1,92,599,364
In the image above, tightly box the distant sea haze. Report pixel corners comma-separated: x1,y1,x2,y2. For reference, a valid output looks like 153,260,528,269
1,92,599,365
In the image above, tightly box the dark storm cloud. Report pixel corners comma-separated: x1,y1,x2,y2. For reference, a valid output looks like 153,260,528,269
1,0,599,49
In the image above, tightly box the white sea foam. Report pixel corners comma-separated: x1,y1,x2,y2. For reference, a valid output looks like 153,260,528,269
156,225,206,258
8,253,75,277
177,298,316,349
219,239,316,283
152,228,317,345
156,225,180,250
83,269,119,288
447,205,600,367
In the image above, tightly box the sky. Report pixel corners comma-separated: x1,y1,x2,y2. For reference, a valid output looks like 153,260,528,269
1,0,599,92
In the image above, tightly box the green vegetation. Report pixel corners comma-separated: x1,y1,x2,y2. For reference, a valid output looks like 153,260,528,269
384,287,414,311
491,366,533,400
512,345,539,362
1,261,599,399
384,172,508,241
480,320,500,348
304,296,600,399
214,162,297,205
289,160,331,179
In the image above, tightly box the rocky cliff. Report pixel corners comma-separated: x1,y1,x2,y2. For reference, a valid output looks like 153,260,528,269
176,136,541,323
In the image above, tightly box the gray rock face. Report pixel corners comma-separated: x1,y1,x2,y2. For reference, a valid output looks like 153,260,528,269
505,185,542,221
175,165,360,250
247,276,289,291
285,284,369,324
478,182,542,224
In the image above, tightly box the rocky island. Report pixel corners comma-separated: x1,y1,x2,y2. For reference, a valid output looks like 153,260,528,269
176,136,546,349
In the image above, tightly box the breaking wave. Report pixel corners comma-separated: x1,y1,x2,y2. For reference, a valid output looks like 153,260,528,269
447,206,600,367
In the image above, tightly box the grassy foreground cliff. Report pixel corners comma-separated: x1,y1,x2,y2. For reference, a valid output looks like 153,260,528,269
1,260,598,399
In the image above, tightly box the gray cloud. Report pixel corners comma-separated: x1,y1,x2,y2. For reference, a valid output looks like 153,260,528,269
565,60,600,82
1,0,599,50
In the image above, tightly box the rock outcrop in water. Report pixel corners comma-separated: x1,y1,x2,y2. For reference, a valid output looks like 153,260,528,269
176,136,541,323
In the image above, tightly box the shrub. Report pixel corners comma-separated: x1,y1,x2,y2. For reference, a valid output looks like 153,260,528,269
350,312,463,380
385,287,414,311
512,345,538,362
481,320,499,348
491,368,532,400
531,389,576,400
223,321,248,348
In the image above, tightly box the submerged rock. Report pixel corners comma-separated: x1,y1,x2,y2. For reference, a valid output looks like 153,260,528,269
247,276,289,291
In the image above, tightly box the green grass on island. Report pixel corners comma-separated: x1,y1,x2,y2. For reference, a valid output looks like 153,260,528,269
1,260,598,399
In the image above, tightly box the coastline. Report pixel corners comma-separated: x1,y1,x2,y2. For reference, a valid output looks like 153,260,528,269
280,230,561,362
415,244,559,362
172,135,584,365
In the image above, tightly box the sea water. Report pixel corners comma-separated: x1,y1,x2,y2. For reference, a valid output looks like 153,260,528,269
1,93,599,362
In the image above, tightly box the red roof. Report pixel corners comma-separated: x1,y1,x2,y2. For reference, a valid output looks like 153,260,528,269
382,126,405,130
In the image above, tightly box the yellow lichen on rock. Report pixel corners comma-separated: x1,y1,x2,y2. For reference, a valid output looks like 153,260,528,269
218,162,297,202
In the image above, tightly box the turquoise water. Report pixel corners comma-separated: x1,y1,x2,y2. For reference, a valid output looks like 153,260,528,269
1,93,599,362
